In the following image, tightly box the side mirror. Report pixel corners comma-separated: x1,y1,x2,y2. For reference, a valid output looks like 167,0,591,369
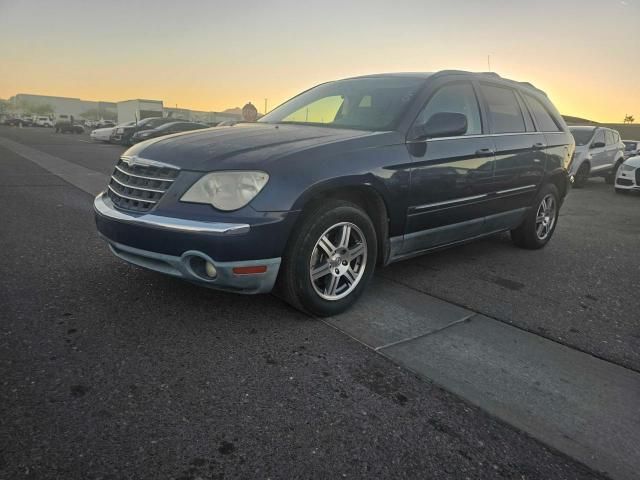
591,141,605,149
411,112,468,140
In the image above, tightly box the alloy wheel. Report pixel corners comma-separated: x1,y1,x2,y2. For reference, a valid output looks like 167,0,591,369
309,222,367,301
535,194,557,240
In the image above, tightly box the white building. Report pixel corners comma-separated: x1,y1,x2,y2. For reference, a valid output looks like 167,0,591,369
9,94,116,121
116,99,164,123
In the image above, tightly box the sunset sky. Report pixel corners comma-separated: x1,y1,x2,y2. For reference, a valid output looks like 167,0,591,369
0,0,638,122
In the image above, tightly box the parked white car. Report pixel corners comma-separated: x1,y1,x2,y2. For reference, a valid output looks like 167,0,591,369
90,126,116,142
90,121,134,142
615,156,640,194
569,126,625,188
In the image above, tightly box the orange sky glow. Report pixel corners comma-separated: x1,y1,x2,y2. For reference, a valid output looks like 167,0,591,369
0,0,638,122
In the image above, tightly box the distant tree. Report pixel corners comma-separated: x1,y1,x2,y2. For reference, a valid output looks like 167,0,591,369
623,114,635,124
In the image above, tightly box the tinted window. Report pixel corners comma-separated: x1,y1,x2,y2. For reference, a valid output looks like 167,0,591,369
415,82,482,136
524,94,560,132
570,128,596,146
605,130,615,145
481,84,526,134
624,141,638,151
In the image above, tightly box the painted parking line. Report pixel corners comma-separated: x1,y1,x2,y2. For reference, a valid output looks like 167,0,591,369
0,136,108,196
326,276,640,480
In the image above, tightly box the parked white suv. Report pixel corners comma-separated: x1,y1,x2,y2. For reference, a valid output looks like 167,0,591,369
34,116,53,127
569,126,625,187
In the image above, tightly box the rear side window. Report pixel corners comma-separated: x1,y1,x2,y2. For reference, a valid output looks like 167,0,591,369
523,93,560,132
480,84,526,134
416,82,482,136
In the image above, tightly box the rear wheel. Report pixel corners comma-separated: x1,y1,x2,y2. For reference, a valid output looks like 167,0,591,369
511,183,560,250
573,162,590,188
278,200,377,317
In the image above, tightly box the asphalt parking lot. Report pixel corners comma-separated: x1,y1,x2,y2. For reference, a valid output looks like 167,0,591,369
1,125,638,479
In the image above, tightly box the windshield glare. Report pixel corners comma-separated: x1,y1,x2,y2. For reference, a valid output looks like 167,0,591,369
570,128,596,146
260,77,426,131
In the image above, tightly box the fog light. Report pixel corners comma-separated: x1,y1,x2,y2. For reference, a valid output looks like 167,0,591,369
205,262,217,278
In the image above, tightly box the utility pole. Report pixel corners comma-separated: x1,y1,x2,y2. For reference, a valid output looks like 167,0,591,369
487,55,491,72
264,98,268,115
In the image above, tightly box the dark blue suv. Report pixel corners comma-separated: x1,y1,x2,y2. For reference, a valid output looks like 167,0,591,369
94,71,573,316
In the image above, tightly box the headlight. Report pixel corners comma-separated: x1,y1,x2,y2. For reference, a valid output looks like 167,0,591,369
181,171,269,211
622,164,635,172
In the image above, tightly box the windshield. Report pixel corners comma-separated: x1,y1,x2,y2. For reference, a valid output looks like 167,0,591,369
259,77,426,131
624,141,638,151
570,128,596,146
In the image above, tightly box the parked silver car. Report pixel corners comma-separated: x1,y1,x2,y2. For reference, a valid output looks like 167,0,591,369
623,140,640,160
569,126,625,187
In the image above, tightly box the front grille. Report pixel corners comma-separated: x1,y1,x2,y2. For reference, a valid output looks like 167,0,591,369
107,157,179,212
617,178,633,186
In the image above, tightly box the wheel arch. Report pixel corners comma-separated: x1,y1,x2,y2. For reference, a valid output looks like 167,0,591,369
291,181,391,265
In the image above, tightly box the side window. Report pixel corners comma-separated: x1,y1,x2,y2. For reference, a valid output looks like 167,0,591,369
523,93,560,132
592,130,605,146
480,84,526,134
415,82,482,136
605,130,615,145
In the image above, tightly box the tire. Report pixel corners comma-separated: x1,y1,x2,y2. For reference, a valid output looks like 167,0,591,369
511,183,560,250
573,162,590,188
605,160,622,185
278,199,377,317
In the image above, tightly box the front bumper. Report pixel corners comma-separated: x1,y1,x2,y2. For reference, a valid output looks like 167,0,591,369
94,193,284,294
615,169,640,191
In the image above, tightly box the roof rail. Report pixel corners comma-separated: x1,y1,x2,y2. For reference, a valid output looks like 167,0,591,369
432,70,547,96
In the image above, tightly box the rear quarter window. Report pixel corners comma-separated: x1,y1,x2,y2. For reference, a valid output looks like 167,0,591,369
523,93,560,132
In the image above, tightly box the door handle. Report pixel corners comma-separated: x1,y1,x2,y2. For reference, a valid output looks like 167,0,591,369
475,148,495,156
532,142,546,150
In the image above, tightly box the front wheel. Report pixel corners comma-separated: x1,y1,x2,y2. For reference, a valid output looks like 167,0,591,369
573,162,590,188
511,184,560,250
605,161,622,185
278,200,377,317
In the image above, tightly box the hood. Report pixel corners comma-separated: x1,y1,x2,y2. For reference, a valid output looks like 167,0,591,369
124,123,382,171
623,156,640,168
133,128,156,137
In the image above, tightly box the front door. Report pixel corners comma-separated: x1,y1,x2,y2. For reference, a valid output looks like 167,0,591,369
589,129,608,173
403,81,494,255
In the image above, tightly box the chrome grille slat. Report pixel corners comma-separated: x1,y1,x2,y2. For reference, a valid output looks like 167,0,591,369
107,157,179,213
114,164,176,182
110,175,165,193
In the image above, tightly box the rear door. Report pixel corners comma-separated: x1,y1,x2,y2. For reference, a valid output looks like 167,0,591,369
404,80,495,253
521,91,570,190
604,130,617,168
478,83,545,231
